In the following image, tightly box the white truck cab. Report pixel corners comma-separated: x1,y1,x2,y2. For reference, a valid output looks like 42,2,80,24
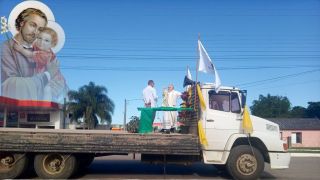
199,83,290,179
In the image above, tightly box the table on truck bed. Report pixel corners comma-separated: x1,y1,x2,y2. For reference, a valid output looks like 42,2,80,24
137,107,193,133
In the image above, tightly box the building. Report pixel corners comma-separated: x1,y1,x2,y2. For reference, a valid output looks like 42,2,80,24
268,118,320,148
0,96,69,129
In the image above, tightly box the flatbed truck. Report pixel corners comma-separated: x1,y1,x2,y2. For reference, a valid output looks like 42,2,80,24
0,83,290,179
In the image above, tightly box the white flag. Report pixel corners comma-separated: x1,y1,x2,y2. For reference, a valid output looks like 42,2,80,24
198,40,221,92
187,67,192,80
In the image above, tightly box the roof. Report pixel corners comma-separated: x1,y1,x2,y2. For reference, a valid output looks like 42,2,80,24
0,96,61,111
201,83,240,91
267,118,320,130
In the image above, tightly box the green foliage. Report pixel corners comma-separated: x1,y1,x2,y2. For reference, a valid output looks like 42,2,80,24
126,116,140,133
250,94,291,118
290,106,307,118
67,82,115,129
289,102,320,118
250,94,320,119
306,102,320,118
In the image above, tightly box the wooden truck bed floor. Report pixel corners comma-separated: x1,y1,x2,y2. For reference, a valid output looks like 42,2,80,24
0,128,200,155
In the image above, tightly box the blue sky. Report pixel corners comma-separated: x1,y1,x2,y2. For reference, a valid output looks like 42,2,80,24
1,0,320,125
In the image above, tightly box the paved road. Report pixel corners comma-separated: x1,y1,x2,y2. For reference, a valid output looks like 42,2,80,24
70,154,320,179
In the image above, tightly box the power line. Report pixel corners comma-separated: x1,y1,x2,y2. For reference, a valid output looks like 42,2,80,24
236,69,320,88
251,79,320,91
55,54,320,61
59,65,319,71
3,53,320,62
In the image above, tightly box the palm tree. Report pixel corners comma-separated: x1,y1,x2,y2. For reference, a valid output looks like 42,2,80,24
68,82,115,129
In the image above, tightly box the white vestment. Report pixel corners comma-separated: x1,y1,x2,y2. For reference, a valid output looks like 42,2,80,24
163,90,181,129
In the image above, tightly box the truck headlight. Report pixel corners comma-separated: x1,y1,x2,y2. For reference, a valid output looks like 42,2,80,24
266,124,278,132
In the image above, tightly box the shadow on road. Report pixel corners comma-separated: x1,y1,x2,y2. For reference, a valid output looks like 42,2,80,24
74,159,232,179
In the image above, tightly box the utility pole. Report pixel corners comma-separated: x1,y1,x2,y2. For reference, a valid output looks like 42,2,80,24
123,98,143,131
123,99,127,131
63,97,66,129
3,107,7,128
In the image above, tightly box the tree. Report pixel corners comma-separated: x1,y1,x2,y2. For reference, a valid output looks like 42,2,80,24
68,82,115,129
250,94,291,118
306,102,320,119
126,116,140,133
290,106,307,118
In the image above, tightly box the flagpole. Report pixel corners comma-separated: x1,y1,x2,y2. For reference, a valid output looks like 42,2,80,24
195,34,200,112
186,65,189,77
196,34,200,84
185,66,189,91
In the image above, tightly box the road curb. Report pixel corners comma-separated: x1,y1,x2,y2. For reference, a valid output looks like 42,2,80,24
290,153,320,157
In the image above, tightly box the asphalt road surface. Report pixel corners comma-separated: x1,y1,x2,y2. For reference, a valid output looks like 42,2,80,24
26,154,319,179
70,154,320,179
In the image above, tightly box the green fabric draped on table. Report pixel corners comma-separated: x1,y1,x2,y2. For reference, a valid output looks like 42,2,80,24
137,107,193,133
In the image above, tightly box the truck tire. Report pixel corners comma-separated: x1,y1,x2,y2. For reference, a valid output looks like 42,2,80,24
34,153,77,179
0,152,29,179
226,145,264,180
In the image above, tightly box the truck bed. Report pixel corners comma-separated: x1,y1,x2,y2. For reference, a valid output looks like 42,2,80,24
0,128,200,155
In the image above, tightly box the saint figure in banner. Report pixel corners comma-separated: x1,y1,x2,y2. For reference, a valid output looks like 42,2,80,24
0,1,68,103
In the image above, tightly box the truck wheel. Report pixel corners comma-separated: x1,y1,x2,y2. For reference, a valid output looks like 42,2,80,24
0,152,29,179
226,145,264,180
34,153,77,179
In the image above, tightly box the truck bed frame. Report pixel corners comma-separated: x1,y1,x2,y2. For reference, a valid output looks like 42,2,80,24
0,128,200,155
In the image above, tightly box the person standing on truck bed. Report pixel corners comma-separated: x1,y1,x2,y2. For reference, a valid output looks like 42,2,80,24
162,84,181,133
142,80,158,108
142,80,158,124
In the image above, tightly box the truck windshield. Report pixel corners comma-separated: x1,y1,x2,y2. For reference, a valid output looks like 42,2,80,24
208,91,230,112
208,91,241,113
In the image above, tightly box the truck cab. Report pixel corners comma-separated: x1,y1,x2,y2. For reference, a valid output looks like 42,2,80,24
199,83,290,179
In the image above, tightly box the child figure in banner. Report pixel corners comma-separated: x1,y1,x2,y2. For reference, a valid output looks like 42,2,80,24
13,27,67,102
162,84,181,133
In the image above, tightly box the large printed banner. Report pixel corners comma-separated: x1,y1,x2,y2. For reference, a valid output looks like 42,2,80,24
1,1,68,103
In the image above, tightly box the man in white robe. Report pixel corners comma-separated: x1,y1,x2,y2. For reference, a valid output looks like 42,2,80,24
162,84,181,132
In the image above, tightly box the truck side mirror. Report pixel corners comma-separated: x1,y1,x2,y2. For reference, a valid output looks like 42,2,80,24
240,90,247,109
